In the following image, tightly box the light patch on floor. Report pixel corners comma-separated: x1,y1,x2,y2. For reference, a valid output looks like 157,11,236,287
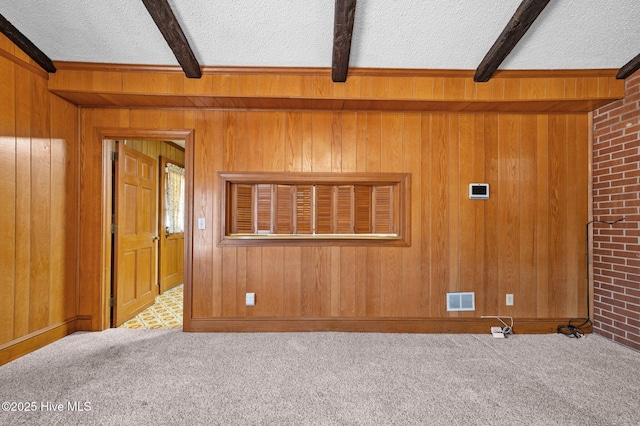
119,284,183,329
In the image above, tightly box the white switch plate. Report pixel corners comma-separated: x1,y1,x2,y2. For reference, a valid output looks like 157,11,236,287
506,294,514,306
197,218,206,230
246,293,255,307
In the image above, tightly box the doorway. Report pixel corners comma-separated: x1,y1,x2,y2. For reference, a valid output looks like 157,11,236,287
99,129,194,331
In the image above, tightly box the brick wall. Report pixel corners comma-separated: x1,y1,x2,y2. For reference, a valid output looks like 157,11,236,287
592,69,640,351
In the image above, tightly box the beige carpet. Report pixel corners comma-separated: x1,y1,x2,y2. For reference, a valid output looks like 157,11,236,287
119,285,183,329
1,331,639,425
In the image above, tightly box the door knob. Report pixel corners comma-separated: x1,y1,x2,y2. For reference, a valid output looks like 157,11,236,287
152,236,160,242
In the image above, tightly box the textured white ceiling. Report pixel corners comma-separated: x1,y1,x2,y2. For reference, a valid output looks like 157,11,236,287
1,0,638,71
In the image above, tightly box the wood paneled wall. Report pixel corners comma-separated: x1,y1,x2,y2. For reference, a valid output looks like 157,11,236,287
0,36,79,364
79,107,589,332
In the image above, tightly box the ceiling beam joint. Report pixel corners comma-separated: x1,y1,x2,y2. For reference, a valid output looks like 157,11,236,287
332,0,357,83
0,13,56,73
616,53,640,80
474,0,550,82
141,0,202,79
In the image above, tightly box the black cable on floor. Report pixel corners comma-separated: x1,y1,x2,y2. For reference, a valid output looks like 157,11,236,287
557,318,592,338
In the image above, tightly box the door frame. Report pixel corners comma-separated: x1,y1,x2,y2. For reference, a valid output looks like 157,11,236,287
99,128,194,331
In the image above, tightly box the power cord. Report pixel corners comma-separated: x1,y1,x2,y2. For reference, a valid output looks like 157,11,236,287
557,318,592,338
557,217,624,338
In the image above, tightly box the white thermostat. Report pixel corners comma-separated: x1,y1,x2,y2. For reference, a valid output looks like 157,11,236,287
469,183,489,199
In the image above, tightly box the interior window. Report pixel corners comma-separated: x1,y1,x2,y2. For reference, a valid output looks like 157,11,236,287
220,172,410,246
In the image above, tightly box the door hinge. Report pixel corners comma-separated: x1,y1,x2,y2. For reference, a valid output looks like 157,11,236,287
109,296,116,307
111,223,118,234
111,151,118,161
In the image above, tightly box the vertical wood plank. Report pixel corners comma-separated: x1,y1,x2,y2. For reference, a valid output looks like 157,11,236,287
519,114,538,318
300,247,313,316
428,114,449,317
0,58,16,344
497,115,520,316
315,247,332,317
574,114,589,318
565,114,580,317
330,246,341,317
222,111,237,316
236,244,248,317
420,113,431,317
13,66,31,338
29,75,51,332
283,244,302,317
263,112,285,171
262,246,284,316
222,247,237,316
472,115,486,314
483,114,500,315
548,115,568,318
447,115,460,302
536,115,550,318
301,112,313,172
209,111,224,317
191,111,214,318
49,95,77,324
402,113,422,317
246,247,262,316
414,77,435,99
285,112,303,172
311,112,332,172
339,246,356,316
458,114,476,315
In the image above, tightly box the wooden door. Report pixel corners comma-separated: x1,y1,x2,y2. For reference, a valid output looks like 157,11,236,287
159,156,184,293
113,143,158,326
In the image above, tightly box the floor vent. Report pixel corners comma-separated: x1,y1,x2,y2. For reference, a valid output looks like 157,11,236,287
447,292,475,311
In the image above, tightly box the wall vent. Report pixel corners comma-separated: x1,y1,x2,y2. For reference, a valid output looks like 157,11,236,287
447,292,475,311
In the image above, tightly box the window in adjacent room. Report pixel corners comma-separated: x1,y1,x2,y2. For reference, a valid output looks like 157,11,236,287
165,162,185,235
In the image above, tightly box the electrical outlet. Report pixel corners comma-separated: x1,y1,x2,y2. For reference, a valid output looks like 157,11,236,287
506,294,514,306
246,293,255,307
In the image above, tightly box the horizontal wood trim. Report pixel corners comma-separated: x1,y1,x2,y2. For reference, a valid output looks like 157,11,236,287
52,61,620,79
0,45,49,79
187,318,575,334
50,90,618,113
220,172,410,185
48,63,624,113
0,319,78,366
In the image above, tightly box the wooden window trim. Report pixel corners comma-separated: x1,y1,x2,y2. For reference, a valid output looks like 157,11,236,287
219,172,411,247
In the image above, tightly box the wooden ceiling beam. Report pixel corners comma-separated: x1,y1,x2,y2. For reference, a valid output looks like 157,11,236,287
141,0,201,79
332,0,357,82
616,53,640,80
474,0,550,82
0,13,56,73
